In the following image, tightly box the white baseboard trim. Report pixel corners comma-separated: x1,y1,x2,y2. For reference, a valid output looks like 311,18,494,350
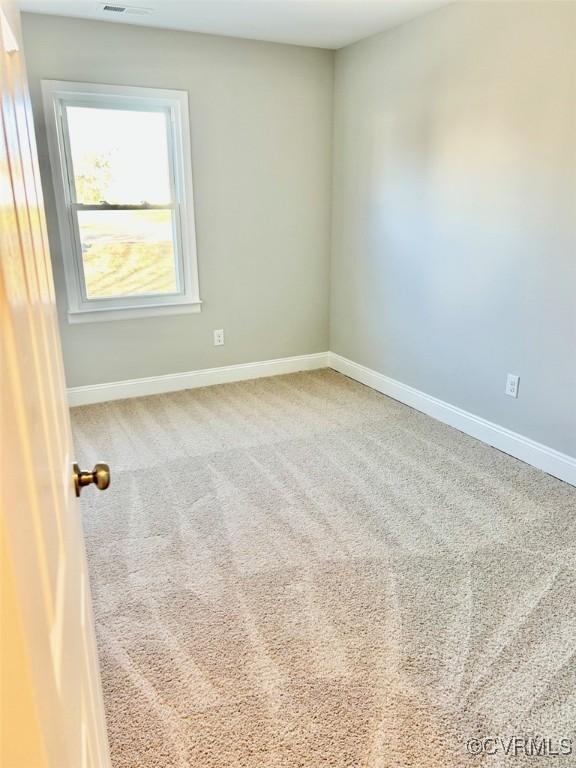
328,353,576,487
67,352,331,407
67,349,575,486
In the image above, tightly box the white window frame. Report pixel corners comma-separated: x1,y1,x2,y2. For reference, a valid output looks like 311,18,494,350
42,80,201,323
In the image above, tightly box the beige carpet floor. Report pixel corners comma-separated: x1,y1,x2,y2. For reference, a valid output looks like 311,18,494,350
71,369,576,768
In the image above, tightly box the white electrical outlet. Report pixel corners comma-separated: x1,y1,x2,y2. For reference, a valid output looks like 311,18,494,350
505,373,520,398
213,329,224,346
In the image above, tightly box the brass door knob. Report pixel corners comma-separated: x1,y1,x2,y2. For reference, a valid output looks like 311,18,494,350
73,462,111,498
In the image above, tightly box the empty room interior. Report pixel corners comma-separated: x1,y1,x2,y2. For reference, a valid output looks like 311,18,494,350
2,0,576,766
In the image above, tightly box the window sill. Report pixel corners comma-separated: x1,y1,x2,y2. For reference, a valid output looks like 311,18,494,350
67,301,202,324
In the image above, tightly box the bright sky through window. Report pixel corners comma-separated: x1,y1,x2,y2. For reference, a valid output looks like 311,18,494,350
66,106,172,205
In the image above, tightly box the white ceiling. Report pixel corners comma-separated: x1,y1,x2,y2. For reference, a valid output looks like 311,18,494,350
18,0,449,49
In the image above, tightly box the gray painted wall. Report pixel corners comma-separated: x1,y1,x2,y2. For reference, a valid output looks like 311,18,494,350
331,1,576,456
22,14,334,387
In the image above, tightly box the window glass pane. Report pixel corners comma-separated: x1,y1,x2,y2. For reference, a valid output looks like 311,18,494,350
66,106,172,205
78,209,178,298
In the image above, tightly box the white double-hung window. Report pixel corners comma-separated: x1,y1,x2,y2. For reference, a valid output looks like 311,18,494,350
42,80,201,322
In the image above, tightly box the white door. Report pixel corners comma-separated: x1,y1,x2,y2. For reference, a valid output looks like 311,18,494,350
0,2,112,766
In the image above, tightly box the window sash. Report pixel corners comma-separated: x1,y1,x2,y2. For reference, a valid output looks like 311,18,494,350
70,205,185,304
59,98,184,305
42,80,201,320
72,203,176,211
60,99,177,209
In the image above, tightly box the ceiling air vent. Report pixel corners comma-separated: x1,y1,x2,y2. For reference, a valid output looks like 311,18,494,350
101,4,152,15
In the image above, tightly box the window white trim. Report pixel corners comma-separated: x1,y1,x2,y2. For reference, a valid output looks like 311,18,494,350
67,301,202,325
41,80,201,322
